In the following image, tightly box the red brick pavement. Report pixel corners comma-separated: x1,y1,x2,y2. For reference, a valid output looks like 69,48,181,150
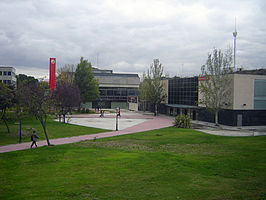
0,115,173,153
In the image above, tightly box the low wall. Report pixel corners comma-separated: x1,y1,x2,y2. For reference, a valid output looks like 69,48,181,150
111,102,128,109
129,103,138,111
81,102,92,108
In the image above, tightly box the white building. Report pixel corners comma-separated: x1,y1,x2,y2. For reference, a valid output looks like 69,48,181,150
0,66,16,86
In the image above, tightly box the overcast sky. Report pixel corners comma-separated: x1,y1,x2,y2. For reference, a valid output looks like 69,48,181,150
0,0,265,78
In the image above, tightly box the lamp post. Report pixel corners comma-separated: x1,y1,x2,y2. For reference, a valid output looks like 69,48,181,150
116,107,118,131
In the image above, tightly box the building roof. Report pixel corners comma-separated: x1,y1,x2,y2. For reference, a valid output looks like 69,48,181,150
94,73,139,78
166,104,198,109
234,68,266,75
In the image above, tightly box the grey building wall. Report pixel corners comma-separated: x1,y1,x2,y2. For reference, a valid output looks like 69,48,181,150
0,66,16,85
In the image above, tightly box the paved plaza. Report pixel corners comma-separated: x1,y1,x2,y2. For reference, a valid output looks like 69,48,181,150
0,110,265,153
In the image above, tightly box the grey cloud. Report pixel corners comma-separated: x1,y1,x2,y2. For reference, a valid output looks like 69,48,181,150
0,0,265,78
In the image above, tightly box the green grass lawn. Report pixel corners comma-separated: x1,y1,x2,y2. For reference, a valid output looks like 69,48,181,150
0,116,110,145
0,127,265,200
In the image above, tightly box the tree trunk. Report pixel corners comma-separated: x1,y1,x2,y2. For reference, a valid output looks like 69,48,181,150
40,118,51,146
63,114,66,123
1,108,10,133
215,111,219,126
2,116,10,133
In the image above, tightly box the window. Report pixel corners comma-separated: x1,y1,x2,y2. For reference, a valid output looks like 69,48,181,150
0,71,2,75
4,71,7,76
254,79,266,109
8,71,11,76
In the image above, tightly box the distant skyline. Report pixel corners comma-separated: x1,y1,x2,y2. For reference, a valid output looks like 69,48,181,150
0,0,265,78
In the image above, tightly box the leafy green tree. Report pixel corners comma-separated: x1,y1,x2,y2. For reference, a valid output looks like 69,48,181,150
0,83,14,133
139,73,151,111
199,48,233,125
140,59,167,115
16,74,38,86
74,57,99,105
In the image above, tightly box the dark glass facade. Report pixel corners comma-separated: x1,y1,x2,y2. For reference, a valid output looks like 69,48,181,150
168,77,198,106
98,87,138,102
198,108,266,126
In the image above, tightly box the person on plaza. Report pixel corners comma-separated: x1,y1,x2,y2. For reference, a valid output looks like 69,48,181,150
100,110,105,117
30,130,39,148
117,107,121,117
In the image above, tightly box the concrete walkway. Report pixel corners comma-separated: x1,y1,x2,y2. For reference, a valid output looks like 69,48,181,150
192,120,266,137
0,113,173,153
1,111,265,153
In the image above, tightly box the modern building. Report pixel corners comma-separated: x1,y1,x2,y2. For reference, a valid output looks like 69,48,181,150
198,72,266,126
0,66,16,86
90,68,140,109
157,76,199,120
157,69,266,126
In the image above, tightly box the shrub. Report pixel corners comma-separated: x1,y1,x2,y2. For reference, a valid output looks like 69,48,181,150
173,114,191,128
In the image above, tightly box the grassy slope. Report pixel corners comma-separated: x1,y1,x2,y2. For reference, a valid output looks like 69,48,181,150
0,127,265,200
0,117,110,145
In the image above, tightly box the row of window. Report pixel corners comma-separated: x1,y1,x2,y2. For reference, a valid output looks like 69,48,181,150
168,77,198,106
0,71,12,76
0,80,11,84
99,88,138,97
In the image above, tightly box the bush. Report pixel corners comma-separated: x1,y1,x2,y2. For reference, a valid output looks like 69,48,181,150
173,114,191,128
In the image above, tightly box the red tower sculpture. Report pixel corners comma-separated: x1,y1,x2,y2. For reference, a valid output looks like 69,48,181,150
49,58,56,91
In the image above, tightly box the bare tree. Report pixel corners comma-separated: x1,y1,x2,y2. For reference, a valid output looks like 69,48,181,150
16,74,39,143
0,83,14,133
199,48,233,125
57,64,75,83
52,81,81,123
20,82,51,145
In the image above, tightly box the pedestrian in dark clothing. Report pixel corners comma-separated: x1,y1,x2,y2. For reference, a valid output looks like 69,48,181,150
100,110,105,117
30,130,39,148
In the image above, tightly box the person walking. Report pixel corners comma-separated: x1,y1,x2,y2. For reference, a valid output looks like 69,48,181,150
117,107,121,117
30,130,39,148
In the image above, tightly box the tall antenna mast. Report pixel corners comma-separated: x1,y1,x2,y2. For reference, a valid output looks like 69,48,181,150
233,17,238,68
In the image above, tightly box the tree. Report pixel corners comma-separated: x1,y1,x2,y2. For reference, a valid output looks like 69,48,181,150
20,82,51,145
52,80,81,123
16,74,38,86
57,64,75,83
16,74,39,142
139,73,151,111
139,59,167,115
74,57,99,104
199,48,233,125
0,83,14,133
16,85,25,143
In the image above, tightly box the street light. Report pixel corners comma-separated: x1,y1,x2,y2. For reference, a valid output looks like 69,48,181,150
116,107,118,131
